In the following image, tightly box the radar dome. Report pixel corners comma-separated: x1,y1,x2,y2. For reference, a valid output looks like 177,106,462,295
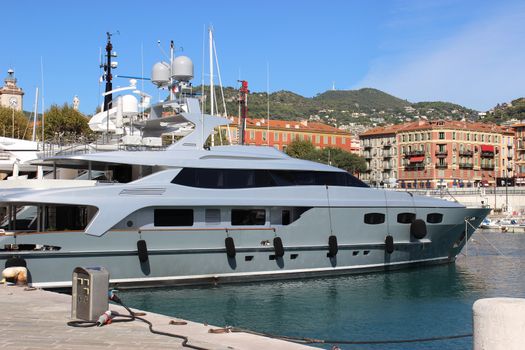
121,94,138,116
171,56,194,82
151,61,170,87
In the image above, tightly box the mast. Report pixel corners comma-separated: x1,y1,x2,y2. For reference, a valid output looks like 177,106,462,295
32,87,39,142
238,80,249,145
102,32,115,112
209,26,214,116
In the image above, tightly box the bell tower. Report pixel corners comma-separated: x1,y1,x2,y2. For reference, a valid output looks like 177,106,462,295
0,69,24,111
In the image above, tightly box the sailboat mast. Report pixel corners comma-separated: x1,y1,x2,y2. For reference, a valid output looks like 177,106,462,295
32,87,39,142
209,27,214,116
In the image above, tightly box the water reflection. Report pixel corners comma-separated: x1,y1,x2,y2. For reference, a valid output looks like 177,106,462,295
121,232,525,350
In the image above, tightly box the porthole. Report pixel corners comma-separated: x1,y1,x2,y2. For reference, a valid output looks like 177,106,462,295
427,213,443,224
126,220,133,227
397,213,416,224
364,213,385,225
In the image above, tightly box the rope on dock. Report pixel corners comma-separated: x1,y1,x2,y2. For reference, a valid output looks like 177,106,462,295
224,327,472,345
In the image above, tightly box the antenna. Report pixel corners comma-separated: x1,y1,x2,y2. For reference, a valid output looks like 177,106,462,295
157,40,170,61
267,62,270,146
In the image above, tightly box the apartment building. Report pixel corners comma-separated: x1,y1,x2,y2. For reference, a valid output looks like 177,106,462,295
360,120,514,188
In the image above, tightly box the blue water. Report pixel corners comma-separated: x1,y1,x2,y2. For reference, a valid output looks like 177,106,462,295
119,232,525,349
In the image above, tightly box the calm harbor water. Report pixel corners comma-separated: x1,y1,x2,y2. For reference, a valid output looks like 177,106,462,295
119,231,525,350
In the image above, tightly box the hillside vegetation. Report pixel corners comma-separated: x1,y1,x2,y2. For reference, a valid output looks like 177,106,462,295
196,85,477,127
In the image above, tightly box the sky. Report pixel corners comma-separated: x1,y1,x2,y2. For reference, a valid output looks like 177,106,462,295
2,0,525,115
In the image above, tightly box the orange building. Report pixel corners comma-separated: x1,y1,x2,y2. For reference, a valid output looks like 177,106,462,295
360,120,514,188
221,118,357,153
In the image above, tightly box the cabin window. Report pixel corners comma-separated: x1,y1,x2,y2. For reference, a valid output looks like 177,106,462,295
282,210,291,225
397,213,416,224
154,209,193,227
364,213,385,225
205,209,221,224
427,213,443,224
231,209,266,226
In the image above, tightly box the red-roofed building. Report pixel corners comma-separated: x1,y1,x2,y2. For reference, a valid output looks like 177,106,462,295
220,118,357,153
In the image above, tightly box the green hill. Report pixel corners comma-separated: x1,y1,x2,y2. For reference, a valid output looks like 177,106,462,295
196,85,477,126
313,88,410,110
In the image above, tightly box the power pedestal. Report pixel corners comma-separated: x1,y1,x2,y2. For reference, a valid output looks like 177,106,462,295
71,267,109,321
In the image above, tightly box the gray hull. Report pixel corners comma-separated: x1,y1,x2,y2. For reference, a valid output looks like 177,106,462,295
0,206,489,289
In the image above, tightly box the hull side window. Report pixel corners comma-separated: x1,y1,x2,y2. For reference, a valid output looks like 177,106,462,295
231,209,266,226
364,213,385,225
154,209,194,227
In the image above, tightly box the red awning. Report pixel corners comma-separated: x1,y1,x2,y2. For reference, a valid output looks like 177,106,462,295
481,145,494,152
410,156,425,163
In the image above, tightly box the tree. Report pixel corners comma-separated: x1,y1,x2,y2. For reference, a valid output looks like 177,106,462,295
320,147,367,173
285,139,319,161
0,106,31,140
285,140,366,175
39,104,93,144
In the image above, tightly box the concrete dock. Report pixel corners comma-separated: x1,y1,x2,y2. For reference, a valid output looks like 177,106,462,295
0,284,319,350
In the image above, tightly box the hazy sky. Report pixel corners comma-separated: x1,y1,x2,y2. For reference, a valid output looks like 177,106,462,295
2,0,524,114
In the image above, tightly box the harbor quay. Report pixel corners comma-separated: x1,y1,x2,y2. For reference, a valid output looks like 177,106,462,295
0,285,318,350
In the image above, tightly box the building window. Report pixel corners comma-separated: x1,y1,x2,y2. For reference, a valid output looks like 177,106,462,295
283,133,288,142
331,136,336,144
262,131,267,141
231,209,266,226
316,135,320,143
324,135,328,144
273,132,279,142
342,137,346,144
439,132,445,140
154,209,194,227
452,132,456,140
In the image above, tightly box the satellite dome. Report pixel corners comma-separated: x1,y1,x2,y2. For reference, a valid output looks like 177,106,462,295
171,56,193,82
151,61,170,87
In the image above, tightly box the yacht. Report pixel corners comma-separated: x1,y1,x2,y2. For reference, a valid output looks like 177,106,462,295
0,55,490,289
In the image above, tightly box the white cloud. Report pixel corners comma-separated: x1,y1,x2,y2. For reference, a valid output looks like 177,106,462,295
355,4,525,111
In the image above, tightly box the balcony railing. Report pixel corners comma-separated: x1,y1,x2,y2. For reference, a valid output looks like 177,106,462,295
383,152,392,158
459,150,473,157
481,164,495,170
383,143,392,148
404,150,425,157
404,163,425,170
435,162,448,169
363,144,372,149
459,163,474,169
481,151,495,158
435,150,448,157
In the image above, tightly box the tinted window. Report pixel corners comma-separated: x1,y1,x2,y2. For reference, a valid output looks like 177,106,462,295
231,209,266,225
427,213,443,224
154,209,193,227
364,213,385,225
397,213,416,224
172,168,368,188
